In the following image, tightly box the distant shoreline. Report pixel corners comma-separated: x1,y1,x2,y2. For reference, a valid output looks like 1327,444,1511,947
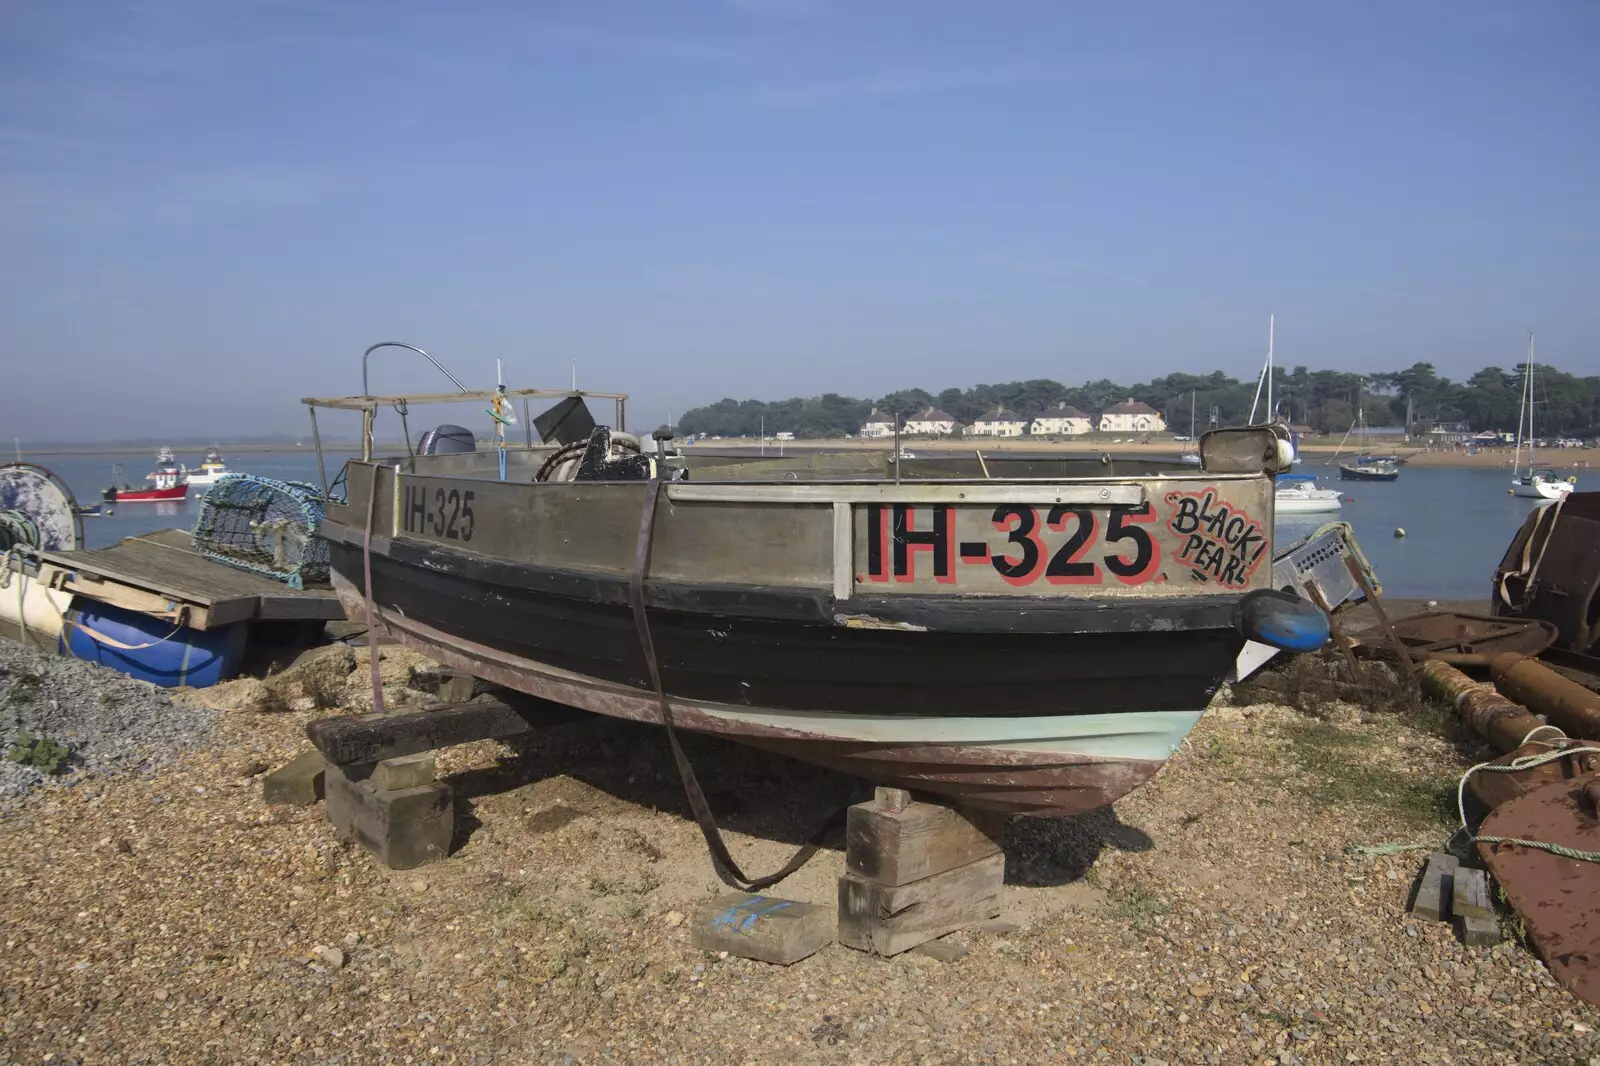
10,442,395,459
681,436,1598,470
14,437,1595,473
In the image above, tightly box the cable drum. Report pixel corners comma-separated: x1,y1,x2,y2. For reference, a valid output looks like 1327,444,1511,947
0,462,82,552
191,475,330,589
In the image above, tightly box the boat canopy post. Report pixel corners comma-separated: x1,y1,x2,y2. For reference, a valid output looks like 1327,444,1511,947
308,407,328,496
362,342,470,398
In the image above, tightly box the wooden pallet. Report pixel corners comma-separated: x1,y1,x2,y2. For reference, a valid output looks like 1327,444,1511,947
14,528,344,630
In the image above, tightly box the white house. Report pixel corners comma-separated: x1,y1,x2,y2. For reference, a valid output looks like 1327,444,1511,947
859,408,897,438
968,407,1027,438
902,406,963,436
1098,398,1166,434
1029,401,1093,437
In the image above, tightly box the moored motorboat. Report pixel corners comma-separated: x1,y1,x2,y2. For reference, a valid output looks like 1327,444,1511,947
184,447,233,487
1275,474,1343,513
305,352,1326,816
105,449,188,503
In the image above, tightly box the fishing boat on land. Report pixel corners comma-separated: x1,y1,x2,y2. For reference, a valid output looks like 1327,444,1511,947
1274,474,1343,514
104,449,188,503
302,344,1327,816
1511,333,1576,501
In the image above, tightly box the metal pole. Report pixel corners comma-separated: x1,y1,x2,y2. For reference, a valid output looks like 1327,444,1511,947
524,399,533,447
308,407,328,495
362,341,470,397
893,417,902,485
617,398,626,432
361,407,374,462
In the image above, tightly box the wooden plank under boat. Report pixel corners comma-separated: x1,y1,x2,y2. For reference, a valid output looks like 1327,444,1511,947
307,384,1304,815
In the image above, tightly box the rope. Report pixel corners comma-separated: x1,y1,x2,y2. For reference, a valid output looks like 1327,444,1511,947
1470,836,1600,863
1344,841,1436,858
61,614,186,652
0,510,40,552
1458,740,1600,865
3,548,33,650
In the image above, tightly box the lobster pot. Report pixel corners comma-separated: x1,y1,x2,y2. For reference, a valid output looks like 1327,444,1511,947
60,601,247,688
191,475,330,589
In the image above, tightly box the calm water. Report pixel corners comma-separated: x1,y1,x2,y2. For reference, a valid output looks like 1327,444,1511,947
23,450,1569,601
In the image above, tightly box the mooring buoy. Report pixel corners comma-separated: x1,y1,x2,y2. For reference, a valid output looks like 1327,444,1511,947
1394,527,1406,538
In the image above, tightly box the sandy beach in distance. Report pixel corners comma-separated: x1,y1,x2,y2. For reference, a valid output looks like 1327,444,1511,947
693,435,1599,470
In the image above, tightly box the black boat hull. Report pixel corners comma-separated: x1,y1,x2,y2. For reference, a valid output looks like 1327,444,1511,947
326,533,1245,814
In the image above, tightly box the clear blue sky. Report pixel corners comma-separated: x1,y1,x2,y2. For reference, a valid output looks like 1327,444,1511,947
3,0,1596,440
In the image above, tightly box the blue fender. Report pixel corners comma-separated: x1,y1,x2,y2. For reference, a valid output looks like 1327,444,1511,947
1233,589,1330,653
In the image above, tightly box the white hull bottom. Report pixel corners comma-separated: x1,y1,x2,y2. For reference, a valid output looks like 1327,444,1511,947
1512,480,1573,500
1274,496,1343,514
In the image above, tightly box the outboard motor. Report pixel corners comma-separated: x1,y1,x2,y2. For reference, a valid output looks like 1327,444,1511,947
417,424,476,455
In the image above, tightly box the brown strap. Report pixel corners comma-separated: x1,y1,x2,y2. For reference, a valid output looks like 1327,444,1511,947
362,477,386,715
629,479,847,892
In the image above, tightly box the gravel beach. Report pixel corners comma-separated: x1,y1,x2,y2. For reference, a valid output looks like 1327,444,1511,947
1,650,1597,1064
0,640,217,807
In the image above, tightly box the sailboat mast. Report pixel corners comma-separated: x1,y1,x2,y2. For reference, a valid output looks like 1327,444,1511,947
1527,332,1537,472
1266,312,1274,422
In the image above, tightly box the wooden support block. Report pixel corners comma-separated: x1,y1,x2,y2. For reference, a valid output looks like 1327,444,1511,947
1410,851,1458,922
325,762,453,870
1451,867,1495,921
437,670,475,704
372,753,437,791
306,698,562,765
689,893,832,965
846,799,1004,887
1456,912,1502,947
910,938,969,963
838,853,1004,956
874,786,912,813
262,749,326,807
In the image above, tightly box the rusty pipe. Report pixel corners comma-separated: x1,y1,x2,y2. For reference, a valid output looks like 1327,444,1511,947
1491,654,1600,742
1418,659,1548,754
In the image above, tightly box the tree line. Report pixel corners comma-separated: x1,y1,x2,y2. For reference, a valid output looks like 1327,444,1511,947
676,361,1600,439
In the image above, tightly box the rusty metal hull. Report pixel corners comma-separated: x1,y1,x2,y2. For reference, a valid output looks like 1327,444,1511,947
332,572,1192,815
1478,776,1600,1008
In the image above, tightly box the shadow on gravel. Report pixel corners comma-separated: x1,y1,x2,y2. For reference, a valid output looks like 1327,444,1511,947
440,709,865,853
437,702,1151,885
1004,806,1153,887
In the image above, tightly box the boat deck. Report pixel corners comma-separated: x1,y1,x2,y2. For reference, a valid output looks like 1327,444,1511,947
10,528,344,631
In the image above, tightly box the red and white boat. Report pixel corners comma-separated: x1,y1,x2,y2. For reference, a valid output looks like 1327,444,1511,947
104,448,189,503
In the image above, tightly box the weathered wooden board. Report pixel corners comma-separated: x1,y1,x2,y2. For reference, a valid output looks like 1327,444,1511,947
690,893,833,965
324,762,454,870
33,528,342,629
837,853,1004,956
846,798,1005,888
306,697,577,766
1409,851,1458,922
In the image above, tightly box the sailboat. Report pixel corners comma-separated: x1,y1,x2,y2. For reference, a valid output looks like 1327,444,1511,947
1249,313,1297,464
1336,382,1399,482
1511,332,1575,501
